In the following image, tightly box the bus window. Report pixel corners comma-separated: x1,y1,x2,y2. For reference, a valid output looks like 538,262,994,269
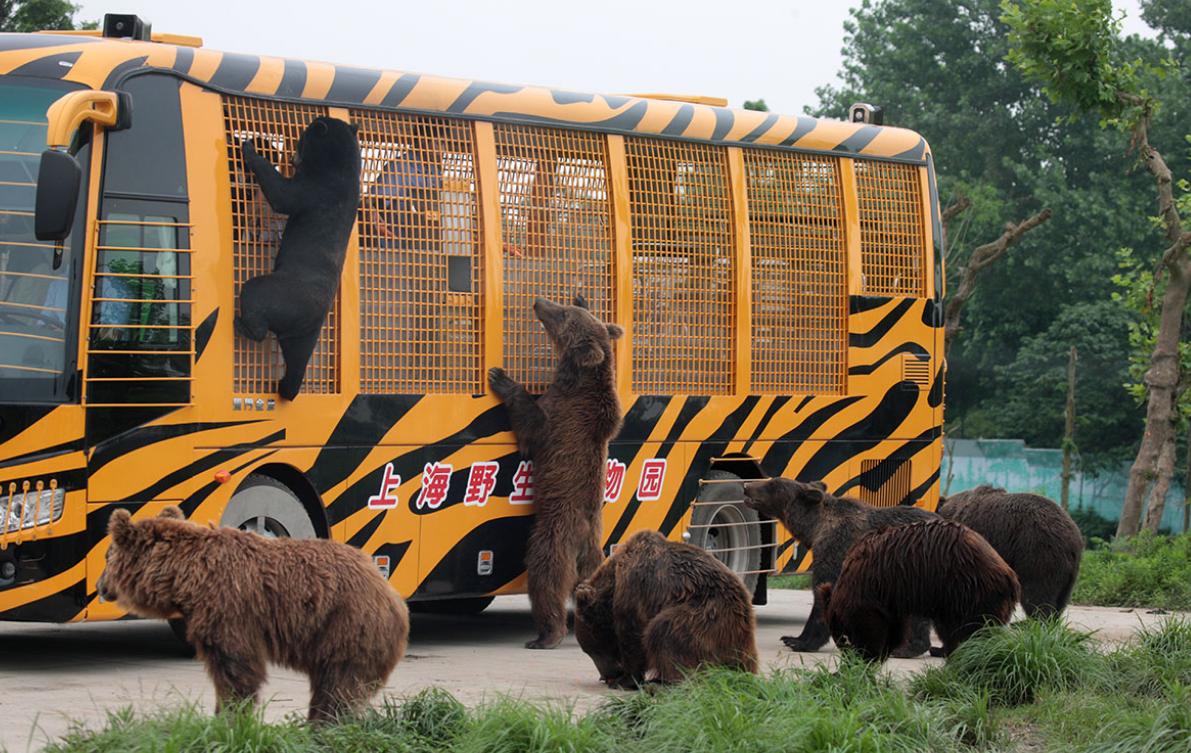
353,111,482,395
854,160,926,297
495,124,614,392
744,149,847,395
625,138,734,395
0,77,84,402
223,96,338,395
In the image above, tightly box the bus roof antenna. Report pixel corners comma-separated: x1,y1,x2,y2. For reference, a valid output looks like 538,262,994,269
849,103,884,125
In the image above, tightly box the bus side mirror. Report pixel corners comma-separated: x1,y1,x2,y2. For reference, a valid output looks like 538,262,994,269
35,150,82,244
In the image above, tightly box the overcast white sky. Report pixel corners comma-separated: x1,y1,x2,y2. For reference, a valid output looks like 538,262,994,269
78,1,1155,115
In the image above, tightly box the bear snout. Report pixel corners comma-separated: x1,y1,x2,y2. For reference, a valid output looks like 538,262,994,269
96,571,118,603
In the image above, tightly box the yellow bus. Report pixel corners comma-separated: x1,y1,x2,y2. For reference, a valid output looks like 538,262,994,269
0,15,944,624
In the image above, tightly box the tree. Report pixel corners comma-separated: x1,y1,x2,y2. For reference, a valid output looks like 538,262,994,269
814,0,1154,471
0,0,88,32
1004,0,1191,536
742,99,769,112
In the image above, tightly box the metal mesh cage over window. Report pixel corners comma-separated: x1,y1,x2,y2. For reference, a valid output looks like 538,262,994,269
854,160,926,296
495,125,614,392
352,110,483,394
625,138,734,394
223,96,339,395
744,149,847,394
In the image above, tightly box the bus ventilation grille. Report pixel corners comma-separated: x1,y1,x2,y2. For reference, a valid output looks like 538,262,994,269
901,354,932,386
858,459,912,508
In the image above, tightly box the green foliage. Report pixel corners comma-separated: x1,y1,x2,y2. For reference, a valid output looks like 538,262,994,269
768,573,812,589
1073,532,1191,609
1068,504,1118,545
0,0,87,32
1112,243,1191,433
1104,617,1191,697
911,619,1101,706
742,98,769,111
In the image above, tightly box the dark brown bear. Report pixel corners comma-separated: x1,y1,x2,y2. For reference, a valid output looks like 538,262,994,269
819,519,1020,662
742,477,936,655
235,116,361,401
489,294,622,649
97,506,408,722
939,485,1083,618
573,530,758,687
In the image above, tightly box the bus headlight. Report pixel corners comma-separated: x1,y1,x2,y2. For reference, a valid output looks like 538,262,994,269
2,487,65,531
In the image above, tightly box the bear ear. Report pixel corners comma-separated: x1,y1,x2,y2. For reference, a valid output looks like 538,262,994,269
605,323,624,341
108,509,136,547
574,583,596,609
572,335,605,368
815,582,833,606
809,480,828,492
572,293,590,310
158,506,183,520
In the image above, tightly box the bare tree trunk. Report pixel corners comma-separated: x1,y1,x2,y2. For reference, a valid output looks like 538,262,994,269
1117,106,1191,537
943,208,1052,350
1061,346,1077,511
1184,427,1190,534
943,437,956,497
1143,430,1177,533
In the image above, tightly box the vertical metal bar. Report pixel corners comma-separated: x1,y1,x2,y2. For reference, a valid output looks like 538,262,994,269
726,147,751,395
839,157,863,296
918,165,937,298
473,121,504,376
328,106,358,396
605,135,634,401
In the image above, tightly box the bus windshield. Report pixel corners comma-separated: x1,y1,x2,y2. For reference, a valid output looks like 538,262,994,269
0,78,81,401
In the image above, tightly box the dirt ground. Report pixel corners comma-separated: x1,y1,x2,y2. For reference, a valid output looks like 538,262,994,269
0,590,1180,753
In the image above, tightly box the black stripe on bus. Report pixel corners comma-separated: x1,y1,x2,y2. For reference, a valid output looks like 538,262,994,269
849,299,915,348
327,65,382,104
89,420,265,475
305,395,422,495
8,50,82,79
277,59,307,98
759,396,863,472
380,73,421,107
847,342,930,376
210,52,260,91
797,383,920,482
119,429,284,502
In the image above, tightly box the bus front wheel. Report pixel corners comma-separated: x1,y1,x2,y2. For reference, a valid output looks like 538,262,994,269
685,470,763,595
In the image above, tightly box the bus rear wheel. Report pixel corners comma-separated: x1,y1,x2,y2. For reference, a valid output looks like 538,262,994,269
686,470,763,595
169,474,317,648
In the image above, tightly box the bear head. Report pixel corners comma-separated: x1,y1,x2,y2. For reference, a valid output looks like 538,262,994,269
742,478,829,545
817,582,896,662
573,579,624,685
97,506,188,619
534,294,624,373
293,116,361,181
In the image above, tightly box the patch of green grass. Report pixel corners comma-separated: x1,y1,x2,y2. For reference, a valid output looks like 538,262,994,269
1073,532,1191,611
911,619,1101,706
768,573,812,589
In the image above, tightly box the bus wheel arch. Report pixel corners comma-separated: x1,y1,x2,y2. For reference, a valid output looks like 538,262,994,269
229,463,329,539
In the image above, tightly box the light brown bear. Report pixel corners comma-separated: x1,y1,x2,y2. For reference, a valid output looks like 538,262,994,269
97,506,408,722
488,294,623,649
573,530,758,687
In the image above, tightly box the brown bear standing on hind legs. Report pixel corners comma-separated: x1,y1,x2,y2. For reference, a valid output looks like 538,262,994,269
574,530,758,687
742,477,937,656
939,485,1083,618
819,519,1020,662
97,507,408,722
488,295,623,649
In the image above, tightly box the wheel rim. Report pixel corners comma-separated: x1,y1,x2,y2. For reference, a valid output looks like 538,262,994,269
239,515,290,538
705,503,748,575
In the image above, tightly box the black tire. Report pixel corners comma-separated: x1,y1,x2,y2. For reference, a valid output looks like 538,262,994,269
169,475,316,650
408,596,495,616
685,470,763,594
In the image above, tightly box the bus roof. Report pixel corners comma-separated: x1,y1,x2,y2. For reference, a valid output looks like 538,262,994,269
0,32,930,163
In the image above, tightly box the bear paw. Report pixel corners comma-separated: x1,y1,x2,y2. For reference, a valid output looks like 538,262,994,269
781,635,824,653
488,367,517,399
524,634,563,650
891,645,928,659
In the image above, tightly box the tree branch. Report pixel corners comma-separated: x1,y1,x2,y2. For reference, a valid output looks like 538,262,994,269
944,207,1053,349
1125,101,1188,259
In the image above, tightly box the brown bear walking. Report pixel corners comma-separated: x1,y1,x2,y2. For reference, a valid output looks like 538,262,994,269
489,295,622,649
574,530,758,687
819,520,1020,662
742,477,936,655
97,507,408,722
939,485,1083,618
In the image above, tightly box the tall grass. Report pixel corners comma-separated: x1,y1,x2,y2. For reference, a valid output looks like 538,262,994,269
1073,532,1191,610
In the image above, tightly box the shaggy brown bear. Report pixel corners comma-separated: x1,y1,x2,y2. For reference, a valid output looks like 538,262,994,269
97,506,408,722
235,116,361,401
573,530,758,687
939,485,1083,618
819,519,1020,661
742,477,936,656
489,294,622,649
